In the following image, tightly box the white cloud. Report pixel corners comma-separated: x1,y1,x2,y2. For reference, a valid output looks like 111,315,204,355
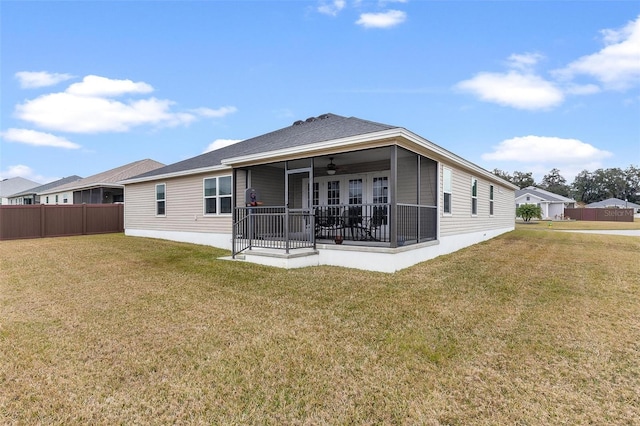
66,75,153,97
356,10,406,28
13,74,234,133
318,0,346,16
482,135,613,163
564,83,601,96
192,106,238,118
455,71,564,110
505,52,544,71
0,164,51,183
15,92,195,133
15,71,74,89
482,136,614,183
554,15,640,90
458,17,640,110
204,139,243,153
1,128,81,149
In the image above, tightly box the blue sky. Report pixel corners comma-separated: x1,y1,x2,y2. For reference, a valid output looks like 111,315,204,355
1,0,639,185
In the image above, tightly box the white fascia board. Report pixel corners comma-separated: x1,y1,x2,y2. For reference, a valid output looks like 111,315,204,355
119,165,231,185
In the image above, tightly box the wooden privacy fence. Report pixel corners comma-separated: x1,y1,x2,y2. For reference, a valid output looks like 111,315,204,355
0,204,124,240
564,208,634,222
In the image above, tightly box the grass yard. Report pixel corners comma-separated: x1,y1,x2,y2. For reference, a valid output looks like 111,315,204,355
1,227,639,424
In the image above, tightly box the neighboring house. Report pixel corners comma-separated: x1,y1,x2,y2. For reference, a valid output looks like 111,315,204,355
0,177,40,205
39,159,164,205
121,113,518,273
515,186,576,219
7,175,82,205
587,198,640,216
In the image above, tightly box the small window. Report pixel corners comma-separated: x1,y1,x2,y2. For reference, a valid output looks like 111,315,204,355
471,177,478,216
46,196,49,204
156,183,166,216
443,167,452,214
489,185,494,216
204,176,232,215
63,193,68,203
55,195,59,203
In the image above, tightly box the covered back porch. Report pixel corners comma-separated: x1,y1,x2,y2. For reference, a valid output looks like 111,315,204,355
231,145,439,258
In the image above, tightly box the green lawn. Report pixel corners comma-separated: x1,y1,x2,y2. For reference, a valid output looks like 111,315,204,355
1,227,639,424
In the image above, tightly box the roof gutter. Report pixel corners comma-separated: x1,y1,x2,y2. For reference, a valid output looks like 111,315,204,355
119,164,231,184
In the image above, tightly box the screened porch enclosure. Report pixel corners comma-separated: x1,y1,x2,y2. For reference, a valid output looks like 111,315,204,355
232,146,438,256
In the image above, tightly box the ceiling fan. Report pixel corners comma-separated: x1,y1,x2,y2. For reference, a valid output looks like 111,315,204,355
326,157,337,175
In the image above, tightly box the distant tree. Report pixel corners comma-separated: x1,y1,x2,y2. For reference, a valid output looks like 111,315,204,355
599,167,627,199
512,171,535,189
540,168,570,197
571,170,599,203
624,165,640,203
516,204,542,222
492,169,512,183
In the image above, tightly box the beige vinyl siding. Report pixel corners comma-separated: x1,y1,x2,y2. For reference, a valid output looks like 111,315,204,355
440,163,514,237
125,171,239,234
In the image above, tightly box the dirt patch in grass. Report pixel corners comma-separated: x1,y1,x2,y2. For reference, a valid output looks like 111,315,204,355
1,231,639,424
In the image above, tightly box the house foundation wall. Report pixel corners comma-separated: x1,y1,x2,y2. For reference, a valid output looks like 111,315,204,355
125,226,514,273
317,226,513,273
125,228,233,249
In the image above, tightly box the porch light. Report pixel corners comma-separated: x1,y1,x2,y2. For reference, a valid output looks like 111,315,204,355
326,157,336,175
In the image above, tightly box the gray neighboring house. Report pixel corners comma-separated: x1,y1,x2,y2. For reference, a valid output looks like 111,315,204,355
7,175,82,205
39,159,164,205
515,186,576,219
586,198,640,216
122,113,518,273
0,177,40,205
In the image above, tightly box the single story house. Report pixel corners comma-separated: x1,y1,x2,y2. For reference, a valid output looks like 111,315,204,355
515,186,575,219
7,175,82,205
0,177,40,205
587,197,640,217
121,113,518,273
38,159,164,205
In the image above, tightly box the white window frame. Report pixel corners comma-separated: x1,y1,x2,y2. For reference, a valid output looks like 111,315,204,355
304,172,389,206
156,183,166,216
203,175,233,216
489,184,494,216
443,167,452,215
471,177,478,216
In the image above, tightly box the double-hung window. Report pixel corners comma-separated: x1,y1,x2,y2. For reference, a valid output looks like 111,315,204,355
443,167,452,214
471,177,478,216
156,183,166,216
489,185,494,216
204,176,232,215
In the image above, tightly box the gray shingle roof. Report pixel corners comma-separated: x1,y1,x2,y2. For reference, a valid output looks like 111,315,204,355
515,186,575,203
130,113,397,180
9,175,83,197
0,177,41,197
40,159,165,194
586,198,640,208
